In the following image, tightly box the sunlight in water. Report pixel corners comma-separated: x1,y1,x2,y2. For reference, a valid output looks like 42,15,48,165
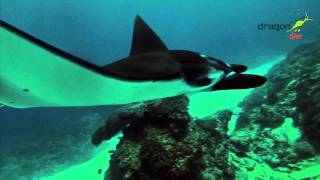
42,135,121,180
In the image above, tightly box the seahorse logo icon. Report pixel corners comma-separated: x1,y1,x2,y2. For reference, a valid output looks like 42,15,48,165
287,11,313,33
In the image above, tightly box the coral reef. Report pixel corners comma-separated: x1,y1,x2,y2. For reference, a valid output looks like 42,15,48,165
229,41,320,178
95,41,320,179
101,96,235,180
238,40,320,152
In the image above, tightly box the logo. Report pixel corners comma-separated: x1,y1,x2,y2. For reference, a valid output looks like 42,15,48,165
288,12,313,40
257,11,313,41
257,23,291,31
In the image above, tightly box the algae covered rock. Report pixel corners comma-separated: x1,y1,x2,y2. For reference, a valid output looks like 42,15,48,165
238,40,320,152
92,103,145,146
102,95,234,180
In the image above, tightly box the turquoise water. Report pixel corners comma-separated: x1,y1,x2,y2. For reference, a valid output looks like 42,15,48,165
1,1,320,179
1,0,319,66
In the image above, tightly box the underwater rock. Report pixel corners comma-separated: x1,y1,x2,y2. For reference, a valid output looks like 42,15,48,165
92,103,145,146
104,95,235,180
293,141,316,159
238,40,320,152
140,94,191,138
93,95,191,146
230,125,306,168
195,110,232,144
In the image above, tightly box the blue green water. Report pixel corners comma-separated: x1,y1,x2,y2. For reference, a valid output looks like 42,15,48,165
1,0,319,66
1,1,320,179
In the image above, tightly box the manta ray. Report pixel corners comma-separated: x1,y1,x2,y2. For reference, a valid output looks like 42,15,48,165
0,15,266,108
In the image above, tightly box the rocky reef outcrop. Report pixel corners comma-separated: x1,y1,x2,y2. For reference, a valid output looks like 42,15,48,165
100,96,236,180
93,41,320,180
238,40,320,152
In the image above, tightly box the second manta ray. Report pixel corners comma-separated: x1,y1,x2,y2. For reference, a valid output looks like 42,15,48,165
0,16,266,108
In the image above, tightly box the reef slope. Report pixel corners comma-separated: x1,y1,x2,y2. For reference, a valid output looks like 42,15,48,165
94,40,320,180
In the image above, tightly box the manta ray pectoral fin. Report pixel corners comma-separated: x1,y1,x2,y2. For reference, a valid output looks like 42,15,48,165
0,20,105,74
229,64,247,73
129,15,168,56
212,74,266,90
0,20,118,108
